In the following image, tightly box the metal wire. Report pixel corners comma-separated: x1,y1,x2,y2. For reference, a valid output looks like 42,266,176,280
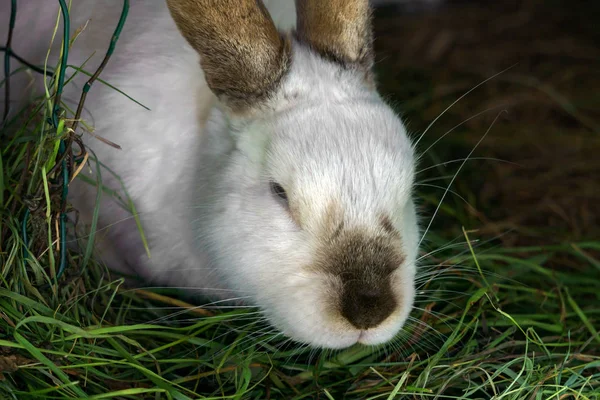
2,0,130,284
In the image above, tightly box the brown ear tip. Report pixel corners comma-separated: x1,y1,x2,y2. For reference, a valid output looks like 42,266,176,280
294,0,374,71
166,0,292,111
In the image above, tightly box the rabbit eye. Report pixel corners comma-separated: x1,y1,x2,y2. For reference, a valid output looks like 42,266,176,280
270,181,288,203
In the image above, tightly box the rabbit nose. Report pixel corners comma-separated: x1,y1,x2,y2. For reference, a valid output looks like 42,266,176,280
340,284,397,330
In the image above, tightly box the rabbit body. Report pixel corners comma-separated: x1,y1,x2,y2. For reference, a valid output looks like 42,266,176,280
2,0,420,349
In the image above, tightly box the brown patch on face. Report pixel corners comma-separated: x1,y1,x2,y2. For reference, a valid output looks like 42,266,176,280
380,215,399,237
289,198,345,234
314,229,405,330
287,199,302,228
295,0,374,73
322,200,345,238
166,0,291,111
331,219,345,241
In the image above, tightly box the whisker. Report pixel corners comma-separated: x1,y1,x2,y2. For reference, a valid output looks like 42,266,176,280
417,241,470,261
417,156,520,175
417,110,507,249
413,64,517,149
415,183,476,211
65,213,146,243
416,105,505,163
146,296,255,323
123,286,251,293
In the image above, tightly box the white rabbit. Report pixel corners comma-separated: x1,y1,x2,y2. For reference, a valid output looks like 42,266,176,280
1,0,420,349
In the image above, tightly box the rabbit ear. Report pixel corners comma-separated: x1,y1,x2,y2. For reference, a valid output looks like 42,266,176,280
166,0,291,111
295,0,373,72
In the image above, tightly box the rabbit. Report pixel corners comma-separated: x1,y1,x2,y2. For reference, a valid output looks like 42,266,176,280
1,0,420,350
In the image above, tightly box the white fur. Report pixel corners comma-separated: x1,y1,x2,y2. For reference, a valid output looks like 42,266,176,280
1,0,420,349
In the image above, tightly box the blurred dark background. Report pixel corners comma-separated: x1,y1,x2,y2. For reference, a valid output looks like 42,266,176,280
371,0,599,253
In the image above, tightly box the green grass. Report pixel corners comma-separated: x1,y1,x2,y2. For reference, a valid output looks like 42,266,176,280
1,0,599,398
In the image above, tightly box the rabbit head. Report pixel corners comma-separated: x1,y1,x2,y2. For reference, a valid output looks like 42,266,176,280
166,0,419,349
